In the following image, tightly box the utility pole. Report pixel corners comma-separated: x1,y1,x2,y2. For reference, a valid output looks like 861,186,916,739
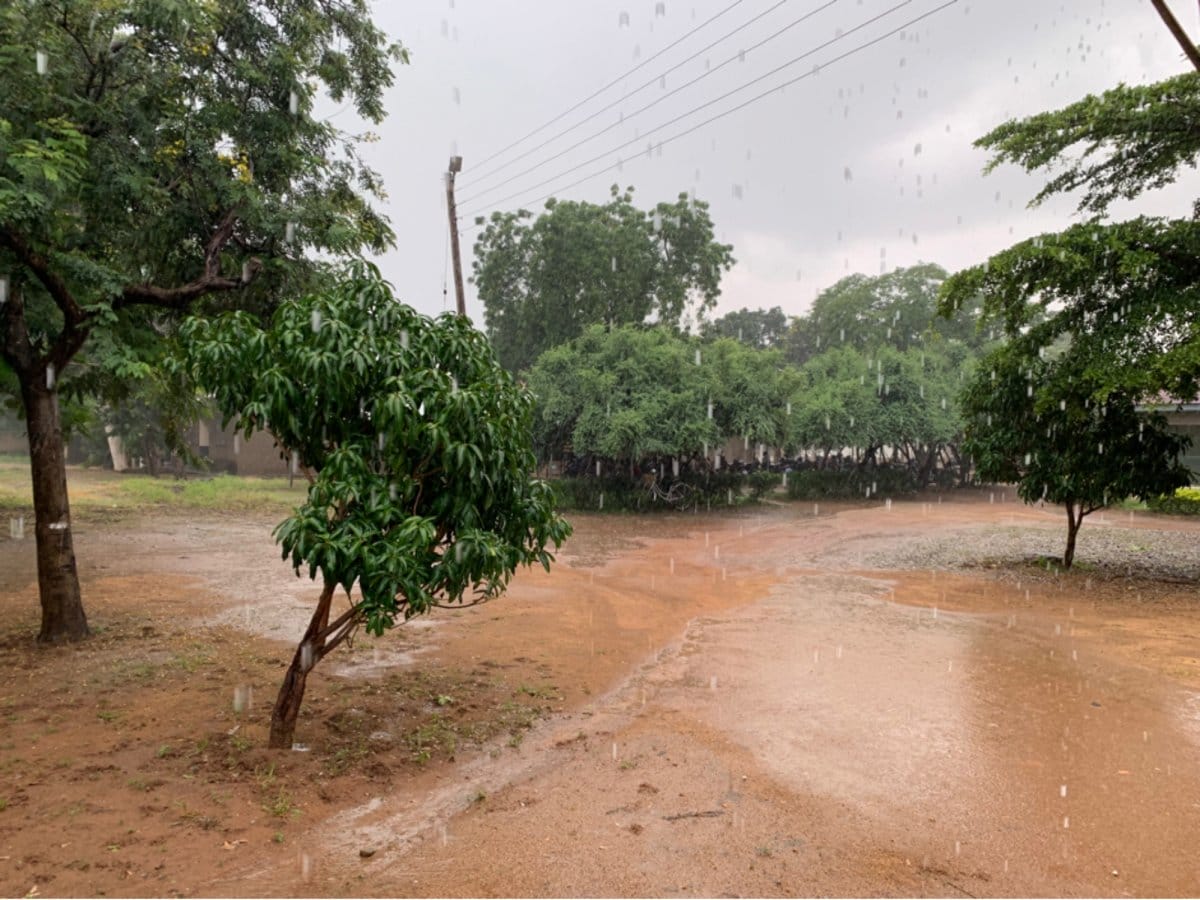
445,156,467,317
1150,0,1200,71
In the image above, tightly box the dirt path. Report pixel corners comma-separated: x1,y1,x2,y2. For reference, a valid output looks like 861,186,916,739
2,494,1199,897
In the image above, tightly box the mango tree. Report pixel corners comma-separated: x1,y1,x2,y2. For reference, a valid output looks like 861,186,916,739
182,265,570,748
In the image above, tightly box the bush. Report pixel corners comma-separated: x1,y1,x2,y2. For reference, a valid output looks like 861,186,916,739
784,466,918,500
550,471,763,513
747,470,782,500
551,476,646,512
1147,486,1200,515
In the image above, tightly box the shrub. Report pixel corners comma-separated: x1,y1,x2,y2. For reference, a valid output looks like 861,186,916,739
550,471,759,513
747,470,782,500
784,466,918,500
1147,486,1200,515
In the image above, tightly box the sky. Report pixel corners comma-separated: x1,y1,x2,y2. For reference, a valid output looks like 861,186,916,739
323,0,1200,324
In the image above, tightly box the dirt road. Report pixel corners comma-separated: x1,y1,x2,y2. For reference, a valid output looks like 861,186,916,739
2,494,1199,897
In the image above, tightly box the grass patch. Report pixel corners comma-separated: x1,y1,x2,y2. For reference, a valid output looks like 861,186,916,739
0,458,304,517
262,789,300,819
173,646,215,672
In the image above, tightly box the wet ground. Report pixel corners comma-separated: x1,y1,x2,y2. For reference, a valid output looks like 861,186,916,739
2,493,1199,896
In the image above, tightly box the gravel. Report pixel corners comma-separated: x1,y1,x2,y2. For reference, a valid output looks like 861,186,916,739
844,520,1200,584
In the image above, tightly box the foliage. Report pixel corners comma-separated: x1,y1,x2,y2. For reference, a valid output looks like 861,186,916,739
0,0,406,641
1147,486,1200,515
703,338,801,453
961,341,1188,504
784,466,919,500
938,64,1200,567
82,327,213,473
472,186,735,372
527,325,718,466
550,470,764,513
941,218,1200,405
701,306,788,349
746,469,781,500
528,314,973,490
784,341,969,480
783,264,984,367
955,329,1190,567
183,263,571,635
975,71,1200,216
0,0,403,373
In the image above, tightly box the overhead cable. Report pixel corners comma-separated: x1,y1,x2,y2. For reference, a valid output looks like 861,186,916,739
474,0,749,170
464,0,949,219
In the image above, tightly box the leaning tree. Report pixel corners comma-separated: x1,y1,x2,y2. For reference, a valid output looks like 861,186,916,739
0,1,403,642
182,264,571,748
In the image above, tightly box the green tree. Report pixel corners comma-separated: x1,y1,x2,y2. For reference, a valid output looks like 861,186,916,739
472,186,735,373
939,70,1200,564
784,264,981,367
182,264,570,748
703,337,800,459
701,306,788,349
786,346,877,460
785,342,968,484
958,340,1188,567
0,1,402,642
527,325,718,473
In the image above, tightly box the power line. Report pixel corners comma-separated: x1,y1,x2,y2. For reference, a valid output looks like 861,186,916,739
474,0,749,171
463,0,852,206
465,0,801,191
463,0,939,219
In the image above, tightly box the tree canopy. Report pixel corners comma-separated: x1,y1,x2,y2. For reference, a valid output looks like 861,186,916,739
975,71,1200,217
472,186,735,373
0,0,404,642
182,264,571,747
701,305,788,349
527,325,718,469
939,70,1200,565
784,263,984,367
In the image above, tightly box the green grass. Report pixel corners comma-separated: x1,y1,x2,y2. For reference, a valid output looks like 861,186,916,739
0,458,304,516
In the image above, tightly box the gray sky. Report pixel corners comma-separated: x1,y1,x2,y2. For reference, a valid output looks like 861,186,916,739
329,0,1200,323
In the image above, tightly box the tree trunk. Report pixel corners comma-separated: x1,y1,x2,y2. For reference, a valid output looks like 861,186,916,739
22,377,89,644
917,444,938,490
1063,502,1081,570
268,581,336,749
144,437,161,478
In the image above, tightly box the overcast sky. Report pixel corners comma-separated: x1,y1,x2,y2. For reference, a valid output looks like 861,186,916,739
326,0,1200,324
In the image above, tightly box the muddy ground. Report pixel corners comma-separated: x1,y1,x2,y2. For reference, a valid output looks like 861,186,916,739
1,490,1199,897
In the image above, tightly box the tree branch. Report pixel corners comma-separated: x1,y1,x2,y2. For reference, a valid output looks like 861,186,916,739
116,207,258,310
430,592,493,610
0,226,87,328
315,608,364,659
0,283,35,373
312,603,362,649
1150,0,1200,72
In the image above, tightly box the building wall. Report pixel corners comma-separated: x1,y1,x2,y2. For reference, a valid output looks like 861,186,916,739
198,417,290,477
0,411,25,454
1165,410,1200,482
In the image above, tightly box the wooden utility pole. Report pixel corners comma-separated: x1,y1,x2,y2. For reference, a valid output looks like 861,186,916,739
1150,0,1200,71
445,156,467,317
